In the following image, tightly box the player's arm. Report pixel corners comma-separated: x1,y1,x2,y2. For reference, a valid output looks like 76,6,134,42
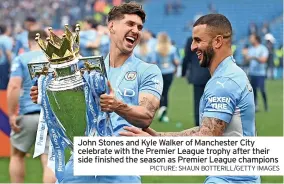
7,58,23,116
252,55,268,63
7,58,23,132
121,118,226,136
100,65,163,128
100,82,160,128
119,92,159,128
7,77,22,116
158,117,226,136
83,33,103,49
85,37,102,49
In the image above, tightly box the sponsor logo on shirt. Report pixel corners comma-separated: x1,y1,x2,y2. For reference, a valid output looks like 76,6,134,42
11,63,20,72
114,88,136,97
207,96,231,110
216,81,226,88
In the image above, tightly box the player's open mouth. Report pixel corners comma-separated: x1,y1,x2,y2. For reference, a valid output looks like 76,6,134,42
125,36,136,45
196,51,202,60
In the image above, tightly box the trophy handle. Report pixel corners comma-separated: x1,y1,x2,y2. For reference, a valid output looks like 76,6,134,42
78,56,107,79
27,61,54,81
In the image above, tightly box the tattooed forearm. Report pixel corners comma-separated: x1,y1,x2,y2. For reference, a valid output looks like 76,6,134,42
139,97,158,114
113,94,160,128
156,118,226,137
194,117,226,136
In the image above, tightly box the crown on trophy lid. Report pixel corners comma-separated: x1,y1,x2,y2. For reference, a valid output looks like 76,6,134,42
35,24,80,64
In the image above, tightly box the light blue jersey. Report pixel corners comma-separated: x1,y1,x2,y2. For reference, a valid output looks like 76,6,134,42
200,56,260,183
155,45,179,74
99,35,110,58
61,53,163,183
14,31,30,55
0,34,13,89
106,54,163,134
248,44,269,76
147,37,157,51
10,50,45,115
0,35,13,65
79,30,97,57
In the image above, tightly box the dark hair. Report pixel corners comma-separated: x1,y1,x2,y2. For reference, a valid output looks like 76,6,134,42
25,16,37,23
193,14,232,40
251,34,261,43
28,30,48,41
0,24,7,34
85,17,98,29
107,2,146,23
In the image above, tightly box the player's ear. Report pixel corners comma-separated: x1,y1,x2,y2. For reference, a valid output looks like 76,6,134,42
108,21,115,34
213,35,223,49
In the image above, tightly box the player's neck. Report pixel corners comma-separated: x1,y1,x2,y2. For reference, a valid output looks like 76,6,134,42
29,42,41,51
29,44,41,51
253,43,260,47
109,46,132,68
209,49,232,76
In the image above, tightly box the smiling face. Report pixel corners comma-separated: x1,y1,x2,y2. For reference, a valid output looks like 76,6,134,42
108,14,143,54
191,24,215,68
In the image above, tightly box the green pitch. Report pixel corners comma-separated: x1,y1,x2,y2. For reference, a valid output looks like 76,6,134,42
0,78,283,183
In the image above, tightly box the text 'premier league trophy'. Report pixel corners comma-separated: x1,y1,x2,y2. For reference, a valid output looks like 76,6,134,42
28,24,113,180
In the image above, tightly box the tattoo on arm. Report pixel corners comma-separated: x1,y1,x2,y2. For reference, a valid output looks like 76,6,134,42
195,117,226,136
157,118,226,137
139,97,158,114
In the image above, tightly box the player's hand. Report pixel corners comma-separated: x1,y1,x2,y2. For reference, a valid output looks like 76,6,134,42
100,81,119,112
9,115,21,133
119,126,159,136
30,86,38,104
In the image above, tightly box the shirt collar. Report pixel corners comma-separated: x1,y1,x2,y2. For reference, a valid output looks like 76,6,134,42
212,55,235,76
104,53,136,74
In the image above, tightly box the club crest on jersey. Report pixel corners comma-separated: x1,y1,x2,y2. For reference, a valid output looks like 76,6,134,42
125,71,137,81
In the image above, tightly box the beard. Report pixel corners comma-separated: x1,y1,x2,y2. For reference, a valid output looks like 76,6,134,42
200,43,215,68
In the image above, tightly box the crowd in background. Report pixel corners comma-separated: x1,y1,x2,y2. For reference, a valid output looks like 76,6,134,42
243,24,283,80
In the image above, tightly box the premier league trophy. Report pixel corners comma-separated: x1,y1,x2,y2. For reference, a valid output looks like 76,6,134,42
28,25,113,180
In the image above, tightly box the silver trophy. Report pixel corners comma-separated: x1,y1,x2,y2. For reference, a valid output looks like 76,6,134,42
28,25,110,150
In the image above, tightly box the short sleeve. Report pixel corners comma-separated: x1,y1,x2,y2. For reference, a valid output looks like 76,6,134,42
5,38,13,51
139,65,163,99
260,46,269,58
202,77,241,123
10,57,23,78
172,47,180,61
